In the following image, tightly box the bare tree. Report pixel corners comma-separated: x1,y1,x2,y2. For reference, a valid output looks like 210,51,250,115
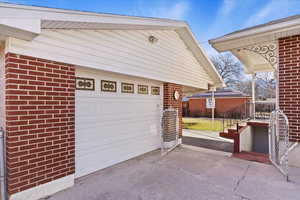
210,53,243,87
211,53,275,100
234,72,275,100
256,72,276,99
235,79,257,97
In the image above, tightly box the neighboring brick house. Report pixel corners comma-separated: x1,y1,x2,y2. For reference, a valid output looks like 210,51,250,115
209,14,300,143
183,88,250,117
0,3,224,200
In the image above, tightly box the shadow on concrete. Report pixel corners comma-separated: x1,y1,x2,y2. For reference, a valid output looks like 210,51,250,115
182,129,233,153
182,136,233,153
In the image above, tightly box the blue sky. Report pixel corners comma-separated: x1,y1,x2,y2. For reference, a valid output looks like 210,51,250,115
2,0,300,55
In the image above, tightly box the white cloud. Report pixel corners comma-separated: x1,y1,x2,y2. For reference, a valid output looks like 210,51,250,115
152,1,189,20
133,0,190,20
204,0,238,42
219,0,236,17
244,0,300,27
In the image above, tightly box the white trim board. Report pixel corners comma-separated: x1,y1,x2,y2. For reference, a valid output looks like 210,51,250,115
9,174,74,200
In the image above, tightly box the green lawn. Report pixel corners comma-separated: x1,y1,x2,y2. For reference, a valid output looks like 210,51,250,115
183,118,231,132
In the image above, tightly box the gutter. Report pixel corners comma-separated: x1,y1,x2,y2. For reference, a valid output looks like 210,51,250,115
0,127,7,200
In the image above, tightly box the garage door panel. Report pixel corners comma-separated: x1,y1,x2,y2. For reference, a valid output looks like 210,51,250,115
76,114,159,133
76,125,160,149
76,133,160,158
76,110,159,122
76,112,159,123
78,140,159,164
75,69,162,178
76,134,160,177
76,99,160,116
76,101,159,117
77,121,159,137
76,138,159,176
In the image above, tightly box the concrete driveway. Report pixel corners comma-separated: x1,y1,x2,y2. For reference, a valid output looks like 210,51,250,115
183,129,234,152
44,145,300,200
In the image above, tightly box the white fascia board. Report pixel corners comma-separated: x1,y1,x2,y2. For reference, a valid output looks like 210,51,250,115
209,18,300,52
0,19,40,41
0,3,185,29
0,19,40,34
212,17,300,43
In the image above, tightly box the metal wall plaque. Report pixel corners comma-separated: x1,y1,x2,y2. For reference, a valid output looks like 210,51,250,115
76,77,95,90
138,85,148,94
121,83,134,93
206,97,215,109
151,86,160,95
101,80,117,92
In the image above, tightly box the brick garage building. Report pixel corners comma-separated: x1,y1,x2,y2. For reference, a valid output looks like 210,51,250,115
184,88,250,117
209,14,300,143
0,3,224,200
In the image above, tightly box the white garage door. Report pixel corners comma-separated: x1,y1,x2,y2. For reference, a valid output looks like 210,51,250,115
75,68,162,178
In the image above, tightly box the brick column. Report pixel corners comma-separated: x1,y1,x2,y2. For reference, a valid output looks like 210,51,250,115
278,35,300,142
4,53,75,196
163,83,183,138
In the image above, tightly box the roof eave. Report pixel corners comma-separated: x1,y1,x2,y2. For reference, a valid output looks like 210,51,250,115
0,2,224,89
209,16,300,52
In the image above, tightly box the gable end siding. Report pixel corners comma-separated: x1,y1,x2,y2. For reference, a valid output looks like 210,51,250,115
7,29,213,89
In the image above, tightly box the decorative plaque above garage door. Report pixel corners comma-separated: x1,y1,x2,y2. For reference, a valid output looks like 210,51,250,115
151,86,160,95
138,85,149,94
121,83,134,93
76,77,95,90
101,80,117,92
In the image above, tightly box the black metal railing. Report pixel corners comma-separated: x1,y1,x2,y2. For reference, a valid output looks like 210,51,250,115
221,102,251,132
253,101,276,120
221,101,275,132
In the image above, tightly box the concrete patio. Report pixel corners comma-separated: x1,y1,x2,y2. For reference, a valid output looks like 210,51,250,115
43,145,300,200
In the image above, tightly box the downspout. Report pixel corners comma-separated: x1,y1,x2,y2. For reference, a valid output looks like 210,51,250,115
251,73,256,120
274,41,279,111
0,127,7,200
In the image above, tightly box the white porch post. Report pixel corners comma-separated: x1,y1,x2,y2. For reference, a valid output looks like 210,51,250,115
210,86,216,128
275,70,279,110
252,73,256,119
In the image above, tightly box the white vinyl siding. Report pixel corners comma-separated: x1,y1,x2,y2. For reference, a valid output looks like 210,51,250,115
75,67,162,177
7,29,213,89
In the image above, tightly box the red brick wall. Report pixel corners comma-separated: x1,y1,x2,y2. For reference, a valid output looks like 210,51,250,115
163,83,183,138
188,97,250,117
188,98,206,117
4,53,75,195
279,35,300,142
